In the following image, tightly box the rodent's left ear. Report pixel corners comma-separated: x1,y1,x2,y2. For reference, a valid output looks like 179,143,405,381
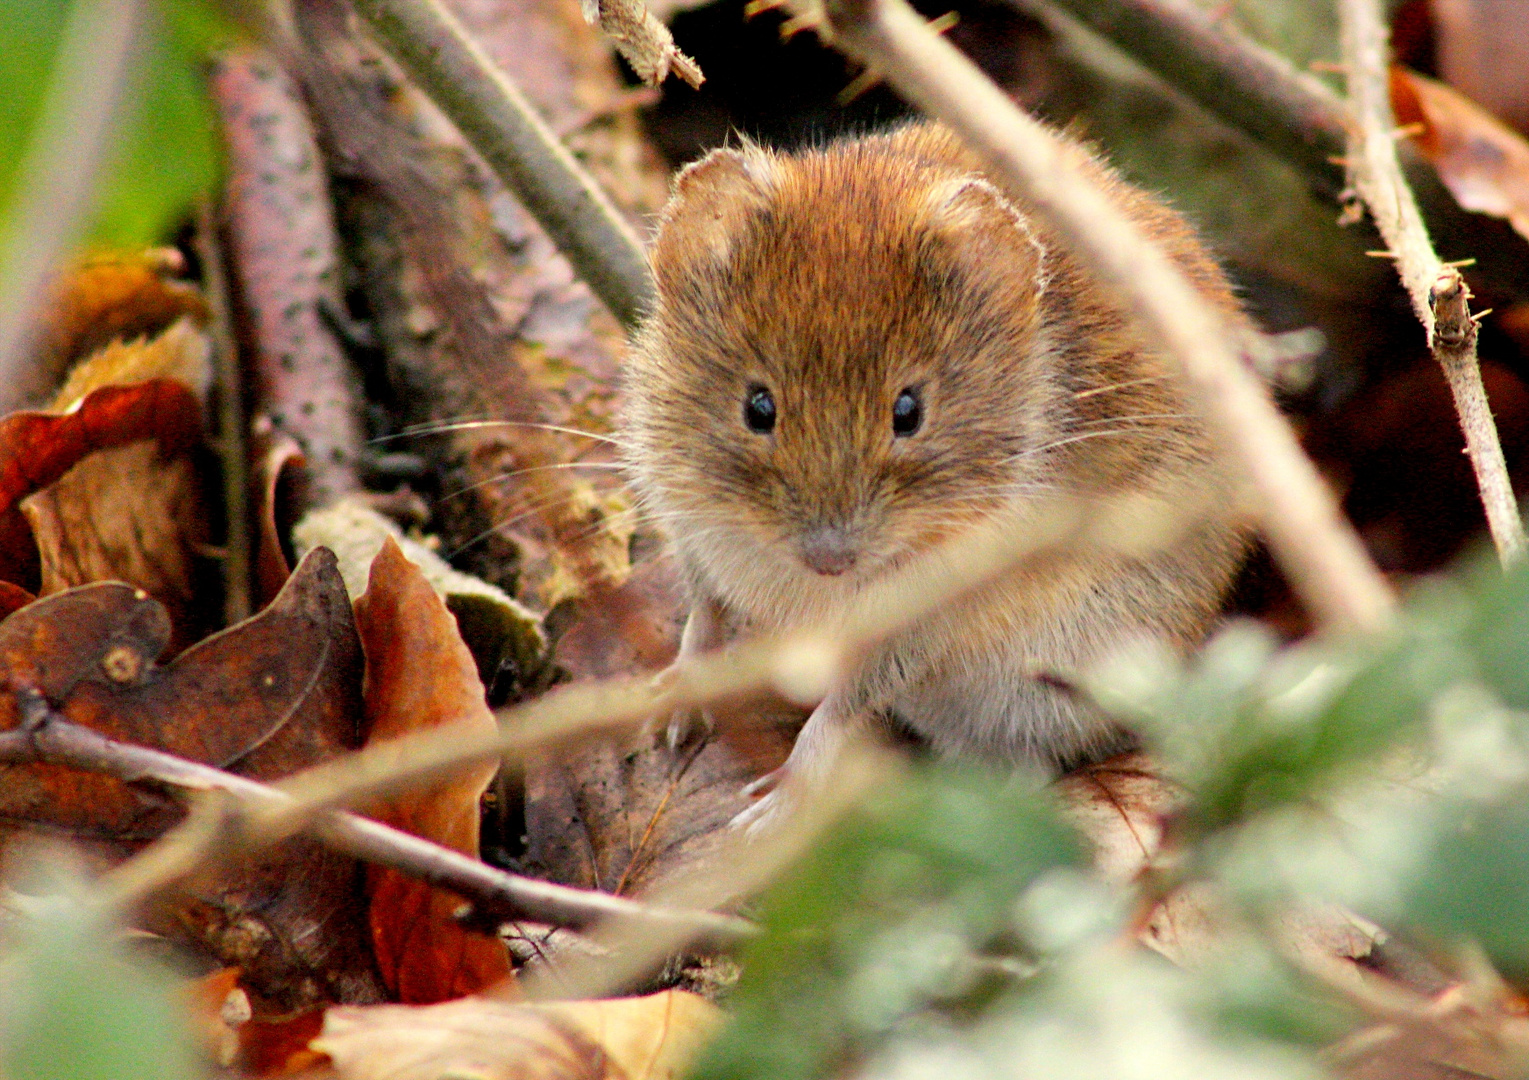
650,145,780,293
920,176,1048,302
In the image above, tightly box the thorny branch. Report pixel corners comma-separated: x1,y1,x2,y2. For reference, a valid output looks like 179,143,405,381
345,0,655,328
1338,0,1525,564
814,0,1396,635
0,694,752,948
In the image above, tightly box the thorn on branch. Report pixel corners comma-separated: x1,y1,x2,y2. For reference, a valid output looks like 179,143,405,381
1429,268,1478,354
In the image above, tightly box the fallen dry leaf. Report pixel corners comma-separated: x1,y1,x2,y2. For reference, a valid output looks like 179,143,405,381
0,582,34,621
19,249,208,410
0,377,203,593
23,437,211,649
1392,66,1529,243
1432,0,1529,137
353,537,513,1003
0,547,383,1014
315,990,723,1080
22,320,215,643
522,551,791,928
251,419,309,608
1052,751,1179,881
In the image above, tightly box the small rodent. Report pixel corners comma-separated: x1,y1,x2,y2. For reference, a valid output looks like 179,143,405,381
622,123,1253,822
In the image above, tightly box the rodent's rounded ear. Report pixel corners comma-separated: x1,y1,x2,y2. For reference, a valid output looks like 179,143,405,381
920,175,1048,305
650,145,779,292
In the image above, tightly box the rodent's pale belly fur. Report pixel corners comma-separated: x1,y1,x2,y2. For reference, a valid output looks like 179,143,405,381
698,512,1244,771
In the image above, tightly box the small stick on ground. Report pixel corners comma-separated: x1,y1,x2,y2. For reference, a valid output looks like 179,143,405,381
193,200,251,627
0,696,752,948
211,47,366,508
1338,0,1525,564
815,0,1395,636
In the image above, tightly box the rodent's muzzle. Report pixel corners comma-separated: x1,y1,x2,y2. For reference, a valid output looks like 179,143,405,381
798,525,858,576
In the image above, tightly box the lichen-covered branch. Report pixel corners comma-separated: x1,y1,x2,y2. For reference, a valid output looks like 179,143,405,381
1338,0,1524,564
347,0,655,328
816,0,1395,636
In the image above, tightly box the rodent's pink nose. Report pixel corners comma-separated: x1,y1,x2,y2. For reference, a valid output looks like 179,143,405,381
799,528,858,576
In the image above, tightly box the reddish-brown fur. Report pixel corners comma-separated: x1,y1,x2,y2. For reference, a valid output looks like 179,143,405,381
623,123,1253,823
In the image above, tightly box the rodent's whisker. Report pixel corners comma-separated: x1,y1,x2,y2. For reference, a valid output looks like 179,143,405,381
446,484,635,559
438,461,626,504
1008,425,1197,463
372,419,626,447
1070,375,1166,400
1067,412,1195,427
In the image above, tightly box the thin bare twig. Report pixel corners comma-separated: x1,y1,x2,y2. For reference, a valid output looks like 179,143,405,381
211,47,365,507
193,201,252,626
1007,0,1529,303
0,697,752,947
1338,0,1525,564
815,0,1395,636
0,0,146,414
346,0,655,328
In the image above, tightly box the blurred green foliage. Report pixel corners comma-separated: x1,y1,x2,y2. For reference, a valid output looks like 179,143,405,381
699,542,1529,1080
0,862,197,1080
0,0,234,251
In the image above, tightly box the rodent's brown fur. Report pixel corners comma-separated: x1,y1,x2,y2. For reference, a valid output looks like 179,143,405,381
623,123,1253,817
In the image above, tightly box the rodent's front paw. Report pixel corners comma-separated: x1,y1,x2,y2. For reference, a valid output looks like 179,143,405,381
729,785,793,835
664,705,714,751
729,766,791,834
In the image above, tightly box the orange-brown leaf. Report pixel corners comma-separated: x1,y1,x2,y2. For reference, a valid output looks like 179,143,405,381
0,548,383,1013
24,250,208,407
0,582,34,621
0,378,202,592
353,537,512,1003
1391,65,1529,242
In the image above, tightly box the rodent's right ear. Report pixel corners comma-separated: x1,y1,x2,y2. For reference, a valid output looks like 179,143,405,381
650,146,779,291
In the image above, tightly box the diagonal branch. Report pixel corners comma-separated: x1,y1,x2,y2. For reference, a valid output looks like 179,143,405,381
0,696,752,948
1008,0,1529,303
102,485,1202,916
813,0,1395,635
1338,0,1524,564
343,0,654,328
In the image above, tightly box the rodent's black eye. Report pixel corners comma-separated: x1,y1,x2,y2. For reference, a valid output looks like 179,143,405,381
892,387,922,437
744,385,777,434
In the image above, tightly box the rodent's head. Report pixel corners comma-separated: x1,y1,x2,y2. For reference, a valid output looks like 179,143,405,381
624,126,1062,622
